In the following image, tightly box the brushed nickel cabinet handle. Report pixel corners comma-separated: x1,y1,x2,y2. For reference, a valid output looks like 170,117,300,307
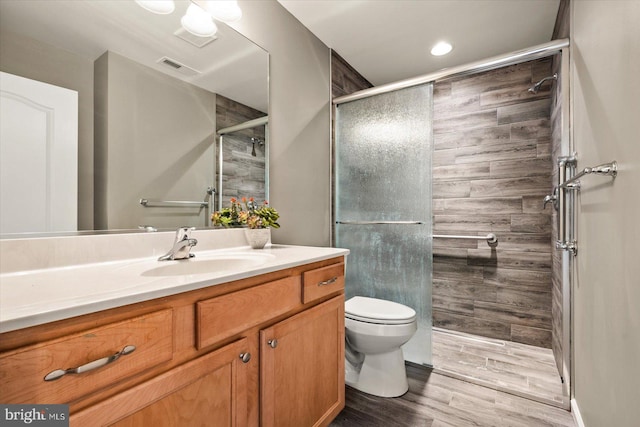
239,352,251,363
318,277,338,287
44,345,136,381
267,339,278,349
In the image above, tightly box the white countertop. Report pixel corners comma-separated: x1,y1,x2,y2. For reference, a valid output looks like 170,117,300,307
0,244,349,333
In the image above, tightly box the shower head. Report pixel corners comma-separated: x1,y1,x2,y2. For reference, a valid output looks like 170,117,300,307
250,137,263,157
528,73,558,94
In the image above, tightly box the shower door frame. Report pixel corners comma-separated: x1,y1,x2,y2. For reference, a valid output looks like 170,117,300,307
331,39,572,401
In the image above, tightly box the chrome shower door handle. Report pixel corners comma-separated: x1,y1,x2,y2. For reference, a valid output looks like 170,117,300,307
556,155,579,256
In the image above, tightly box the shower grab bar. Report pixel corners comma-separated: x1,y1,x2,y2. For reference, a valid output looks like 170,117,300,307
336,221,497,245
558,161,617,189
335,220,424,225
140,187,215,208
433,233,498,245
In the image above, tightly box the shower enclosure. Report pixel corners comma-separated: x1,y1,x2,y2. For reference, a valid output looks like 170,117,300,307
216,116,269,209
334,84,434,366
333,39,571,406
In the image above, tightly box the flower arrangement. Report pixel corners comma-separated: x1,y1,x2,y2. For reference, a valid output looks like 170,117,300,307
211,197,280,229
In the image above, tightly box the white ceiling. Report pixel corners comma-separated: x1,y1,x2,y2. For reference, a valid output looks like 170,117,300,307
278,0,560,86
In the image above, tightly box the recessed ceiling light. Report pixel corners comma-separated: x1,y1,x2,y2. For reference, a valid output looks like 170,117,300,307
430,41,453,56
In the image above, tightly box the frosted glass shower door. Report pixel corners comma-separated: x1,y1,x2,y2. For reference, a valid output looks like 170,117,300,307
335,84,433,366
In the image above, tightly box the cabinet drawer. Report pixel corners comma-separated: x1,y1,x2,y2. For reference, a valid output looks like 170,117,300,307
197,276,301,350
0,309,173,404
302,263,345,304
71,338,250,427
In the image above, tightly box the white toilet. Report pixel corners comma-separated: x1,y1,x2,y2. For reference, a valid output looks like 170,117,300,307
344,296,417,397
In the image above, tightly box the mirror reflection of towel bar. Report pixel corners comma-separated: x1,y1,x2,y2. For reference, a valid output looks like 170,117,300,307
139,199,208,208
139,187,215,208
336,220,424,225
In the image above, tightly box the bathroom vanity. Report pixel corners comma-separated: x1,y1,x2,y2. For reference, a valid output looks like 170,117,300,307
0,230,348,427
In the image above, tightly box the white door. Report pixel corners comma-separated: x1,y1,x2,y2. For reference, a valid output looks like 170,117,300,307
0,71,78,234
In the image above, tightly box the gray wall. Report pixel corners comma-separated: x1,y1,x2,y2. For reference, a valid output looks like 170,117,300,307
432,60,555,348
571,1,640,426
0,30,94,230
94,52,216,230
229,0,331,246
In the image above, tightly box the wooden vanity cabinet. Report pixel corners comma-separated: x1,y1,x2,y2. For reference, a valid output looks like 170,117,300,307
0,256,346,427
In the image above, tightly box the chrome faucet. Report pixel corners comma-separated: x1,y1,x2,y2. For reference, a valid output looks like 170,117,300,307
158,227,198,261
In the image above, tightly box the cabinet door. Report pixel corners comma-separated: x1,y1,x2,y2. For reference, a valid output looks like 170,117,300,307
261,296,345,427
71,338,251,427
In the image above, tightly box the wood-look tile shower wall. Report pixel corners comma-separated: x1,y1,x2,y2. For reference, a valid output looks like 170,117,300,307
432,59,554,348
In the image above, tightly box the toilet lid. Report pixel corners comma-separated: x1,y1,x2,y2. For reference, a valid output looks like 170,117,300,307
345,296,417,325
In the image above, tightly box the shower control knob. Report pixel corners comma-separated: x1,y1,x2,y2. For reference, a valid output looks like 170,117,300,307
239,352,251,363
267,339,278,349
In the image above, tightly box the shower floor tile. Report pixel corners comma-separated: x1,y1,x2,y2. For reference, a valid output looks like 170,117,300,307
432,328,569,408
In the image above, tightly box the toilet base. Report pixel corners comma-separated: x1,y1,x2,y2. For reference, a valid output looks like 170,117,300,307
345,347,409,397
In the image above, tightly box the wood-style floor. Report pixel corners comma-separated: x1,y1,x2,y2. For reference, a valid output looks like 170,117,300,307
330,365,576,427
331,329,574,426
431,328,568,408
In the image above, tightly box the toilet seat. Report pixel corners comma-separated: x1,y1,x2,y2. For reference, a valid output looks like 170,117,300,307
345,296,417,325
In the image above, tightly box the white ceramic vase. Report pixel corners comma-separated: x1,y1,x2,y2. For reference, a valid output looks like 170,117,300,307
245,228,271,249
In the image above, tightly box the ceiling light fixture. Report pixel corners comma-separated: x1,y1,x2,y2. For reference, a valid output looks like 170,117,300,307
202,0,243,23
135,1,243,38
181,3,218,37
430,41,453,56
134,0,176,15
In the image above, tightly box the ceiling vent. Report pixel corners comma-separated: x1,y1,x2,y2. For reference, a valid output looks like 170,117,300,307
174,27,217,48
156,57,201,77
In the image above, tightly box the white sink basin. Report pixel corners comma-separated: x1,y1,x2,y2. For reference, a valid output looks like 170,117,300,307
133,252,275,277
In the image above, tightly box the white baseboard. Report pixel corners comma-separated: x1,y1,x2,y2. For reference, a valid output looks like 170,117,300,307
571,399,586,427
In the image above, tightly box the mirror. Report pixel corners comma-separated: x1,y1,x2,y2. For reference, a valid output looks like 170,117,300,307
0,0,268,237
